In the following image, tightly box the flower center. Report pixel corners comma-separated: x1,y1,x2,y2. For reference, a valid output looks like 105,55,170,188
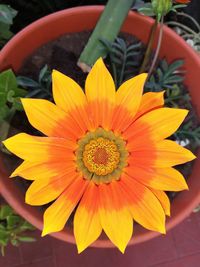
76,128,128,184
83,138,120,176
94,148,109,165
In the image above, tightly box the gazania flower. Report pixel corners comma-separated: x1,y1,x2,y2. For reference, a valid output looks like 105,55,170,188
3,58,195,253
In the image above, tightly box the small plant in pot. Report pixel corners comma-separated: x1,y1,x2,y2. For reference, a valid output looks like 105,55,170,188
0,0,199,253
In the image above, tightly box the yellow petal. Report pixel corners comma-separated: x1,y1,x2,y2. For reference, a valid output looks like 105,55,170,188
112,73,147,132
150,189,170,216
121,174,166,234
135,91,164,120
25,170,77,205
52,70,87,113
125,166,188,191
52,70,91,132
98,182,133,253
74,182,102,253
42,176,88,236
125,107,189,145
11,160,75,180
129,140,196,168
3,133,75,162
85,58,116,130
21,98,82,140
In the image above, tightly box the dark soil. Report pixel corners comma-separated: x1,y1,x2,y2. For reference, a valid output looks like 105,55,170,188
18,31,92,88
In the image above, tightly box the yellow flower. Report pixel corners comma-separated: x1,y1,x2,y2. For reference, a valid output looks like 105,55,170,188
3,58,195,253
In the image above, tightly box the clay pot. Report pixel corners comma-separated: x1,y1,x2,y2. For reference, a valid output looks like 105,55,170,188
0,6,200,248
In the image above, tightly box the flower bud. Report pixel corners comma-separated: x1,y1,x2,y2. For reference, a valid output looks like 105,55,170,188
151,0,172,21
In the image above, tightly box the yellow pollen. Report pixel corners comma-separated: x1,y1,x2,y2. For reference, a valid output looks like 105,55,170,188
83,137,120,176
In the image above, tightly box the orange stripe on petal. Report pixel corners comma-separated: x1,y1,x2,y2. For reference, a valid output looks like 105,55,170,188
42,175,88,236
21,98,83,140
128,140,196,168
125,165,188,191
98,182,133,253
150,189,170,216
135,91,164,120
3,133,75,162
74,182,102,253
112,73,147,133
85,58,116,130
121,174,166,234
124,108,188,146
25,170,78,205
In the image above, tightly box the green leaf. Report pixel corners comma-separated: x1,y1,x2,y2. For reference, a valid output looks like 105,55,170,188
0,238,9,247
0,224,5,230
14,88,27,97
17,236,36,242
6,215,21,229
132,0,145,10
0,205,13,220
6,90,15,103
0,69,17,93
166,75,184,84
12,98,23,111
172,4,187,11
0,230,9,245
11,239,19,246
20,221,35,231
39,64,49,83
138,4,155,17
0,92,7,106
17,76,39,88
0,5,17,24
166,60,184,74
0,22,13,41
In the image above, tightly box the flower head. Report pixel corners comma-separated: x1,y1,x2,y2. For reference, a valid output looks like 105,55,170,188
3,58,195,253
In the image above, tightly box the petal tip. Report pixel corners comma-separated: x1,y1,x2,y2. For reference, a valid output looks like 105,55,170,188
160,225,166,234
166,210,171,217
52,69,62,77
20,98,30,106
77,244,86,254
118,245,126,254
41,229,48,237
9,172,16,178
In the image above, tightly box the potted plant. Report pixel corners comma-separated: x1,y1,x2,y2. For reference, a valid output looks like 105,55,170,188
0,201,35,256
0,1,200,252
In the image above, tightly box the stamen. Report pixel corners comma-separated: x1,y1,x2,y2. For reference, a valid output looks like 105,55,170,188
76,128,128,184
83,138,120,176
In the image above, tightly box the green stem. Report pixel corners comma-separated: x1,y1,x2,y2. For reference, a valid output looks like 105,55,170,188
1,245,5,257
176,12,200,32
139,20,158,74
148,16,164,79
166,21,198,35
78,0,135,72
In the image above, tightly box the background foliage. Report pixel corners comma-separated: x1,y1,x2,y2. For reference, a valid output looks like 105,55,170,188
0,204,35,256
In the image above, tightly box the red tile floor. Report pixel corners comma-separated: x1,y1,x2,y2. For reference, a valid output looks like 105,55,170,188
1,211,200,267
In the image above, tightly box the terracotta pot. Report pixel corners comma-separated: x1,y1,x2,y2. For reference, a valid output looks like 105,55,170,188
0,6,200,249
